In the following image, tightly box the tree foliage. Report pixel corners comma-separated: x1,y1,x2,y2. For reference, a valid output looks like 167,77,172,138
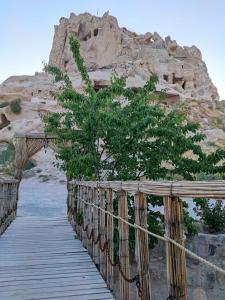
44,35,225,239
44,36,225,182
194,198,225,233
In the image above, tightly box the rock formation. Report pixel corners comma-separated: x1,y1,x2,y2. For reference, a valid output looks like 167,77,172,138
0,12,224,154
49,12,219,101
0,73,60,143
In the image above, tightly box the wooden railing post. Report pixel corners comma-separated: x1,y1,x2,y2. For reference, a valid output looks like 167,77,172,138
93,187,100,265
72,183,78,228
99,188,106,279
118,190,130,300
0,181,18,235
106,188,114,290
76,184,81,238
86,187,92,254
67,181,73,223
134,192,151,300
164,196,187,300
13,182,18,219
82,186,87,247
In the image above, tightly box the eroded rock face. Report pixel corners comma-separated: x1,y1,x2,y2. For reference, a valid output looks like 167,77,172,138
0,12,224,153
49,12,219,101
0,73,61,143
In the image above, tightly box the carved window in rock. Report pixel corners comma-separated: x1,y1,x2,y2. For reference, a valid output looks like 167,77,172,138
82,32,92,42
0,114,10,130
163,74,169,82
93,28,98,37
172,73,184,86
64,60,69,69
93,80,109,92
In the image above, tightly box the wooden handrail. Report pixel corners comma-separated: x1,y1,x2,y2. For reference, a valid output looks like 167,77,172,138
0,181,19,235
0,179,19,184
74,180,225,198
69,180,221,300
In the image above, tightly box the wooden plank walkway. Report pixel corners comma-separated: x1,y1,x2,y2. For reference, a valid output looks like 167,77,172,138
0,216,114,300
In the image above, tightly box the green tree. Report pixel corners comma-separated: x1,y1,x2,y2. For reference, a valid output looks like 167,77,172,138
194,198,225,233
44,36,225,240
44,36,225,181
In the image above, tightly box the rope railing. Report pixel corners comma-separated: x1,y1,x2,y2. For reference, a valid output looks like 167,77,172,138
78,197,225,276
0,180,19,235
67,180,225,300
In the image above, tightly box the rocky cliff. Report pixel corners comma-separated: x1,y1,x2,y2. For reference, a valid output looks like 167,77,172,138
0,12,224,159
49,12,218,101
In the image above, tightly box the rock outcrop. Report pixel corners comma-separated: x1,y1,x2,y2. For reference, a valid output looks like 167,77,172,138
0,12,224,154
0,73,60,143
49,12,219,101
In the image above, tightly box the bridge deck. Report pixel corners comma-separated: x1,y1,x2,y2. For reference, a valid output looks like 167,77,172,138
0,216,114,300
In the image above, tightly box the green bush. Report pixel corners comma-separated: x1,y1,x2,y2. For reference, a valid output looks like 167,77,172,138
10,98,22,114
0,143,15,165
194,198,225,233
0,101,9,108
24,160,36,170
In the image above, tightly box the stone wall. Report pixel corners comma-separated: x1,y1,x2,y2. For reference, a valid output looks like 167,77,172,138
150,233,225,300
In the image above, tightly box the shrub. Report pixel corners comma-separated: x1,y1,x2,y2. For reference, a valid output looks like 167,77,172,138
10,98,22,114
0,143,15,165
24,160,36,170
194,198,225,233
0,101,9,108
184,210,198,236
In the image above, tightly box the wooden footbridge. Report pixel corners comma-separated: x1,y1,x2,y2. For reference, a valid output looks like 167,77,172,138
0,181,114,300
1,178,225,300
0,216,114,300
0,133,225,299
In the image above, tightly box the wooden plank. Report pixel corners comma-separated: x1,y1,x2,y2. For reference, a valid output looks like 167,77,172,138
0,216,114,300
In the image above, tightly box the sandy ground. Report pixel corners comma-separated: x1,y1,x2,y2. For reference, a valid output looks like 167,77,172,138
18,178,67,217
17,148,67,217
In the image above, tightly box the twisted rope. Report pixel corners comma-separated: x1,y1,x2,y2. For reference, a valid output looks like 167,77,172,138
77,196,225,276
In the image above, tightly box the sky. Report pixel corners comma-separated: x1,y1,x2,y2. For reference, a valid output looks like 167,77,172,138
0,0,225,99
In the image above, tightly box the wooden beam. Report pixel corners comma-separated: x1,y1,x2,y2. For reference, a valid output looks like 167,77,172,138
106,188,114,290
118,190,130,300
74,180,225,198
99,188,106,279
164,196,187,300
135,192,151,300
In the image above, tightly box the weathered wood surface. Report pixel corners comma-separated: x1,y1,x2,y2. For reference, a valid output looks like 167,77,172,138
0,216,114,300
0,181,18,235
74,180,225,198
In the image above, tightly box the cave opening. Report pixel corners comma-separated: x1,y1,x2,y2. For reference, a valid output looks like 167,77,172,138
93,28,98,37
182,81,186,90
163,74,169,82
0,114,10,130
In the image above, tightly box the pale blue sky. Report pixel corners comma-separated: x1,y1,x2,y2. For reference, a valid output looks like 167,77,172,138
0,0,225,98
